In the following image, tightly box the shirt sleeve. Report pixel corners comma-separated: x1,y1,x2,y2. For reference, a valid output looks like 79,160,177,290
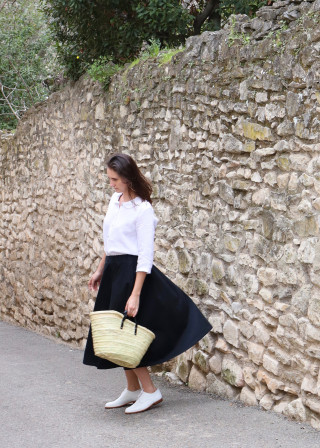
135,203,157,274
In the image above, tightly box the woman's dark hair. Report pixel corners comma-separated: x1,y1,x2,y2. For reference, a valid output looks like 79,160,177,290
107,153,153,203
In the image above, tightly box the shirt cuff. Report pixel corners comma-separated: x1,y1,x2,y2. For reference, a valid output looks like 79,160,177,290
136,260,152,274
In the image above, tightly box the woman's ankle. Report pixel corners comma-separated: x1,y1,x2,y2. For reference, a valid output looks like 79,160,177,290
142,385,157,393
127,386,141,392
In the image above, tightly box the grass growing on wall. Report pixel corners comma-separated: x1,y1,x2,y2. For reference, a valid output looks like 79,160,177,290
86,40,185,90
159,48,184,65
86,57,123,89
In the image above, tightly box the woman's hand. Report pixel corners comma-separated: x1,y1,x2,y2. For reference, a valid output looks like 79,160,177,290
125,294,140,317
125,272,146,317
88,271,103,291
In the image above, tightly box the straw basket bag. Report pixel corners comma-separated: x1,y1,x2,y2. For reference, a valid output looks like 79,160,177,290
89,310,156,368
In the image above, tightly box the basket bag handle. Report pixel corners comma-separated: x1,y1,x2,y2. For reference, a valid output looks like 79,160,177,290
121,310,138,335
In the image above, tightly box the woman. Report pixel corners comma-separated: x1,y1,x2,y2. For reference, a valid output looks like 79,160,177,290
83,153,212,414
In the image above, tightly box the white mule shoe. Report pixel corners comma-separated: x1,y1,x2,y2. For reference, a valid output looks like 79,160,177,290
125,389,163,414
105,388,141,409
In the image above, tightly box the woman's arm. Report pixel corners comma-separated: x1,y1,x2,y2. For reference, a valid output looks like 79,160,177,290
88,252,106,291
125,271,147,317
125,203,157,317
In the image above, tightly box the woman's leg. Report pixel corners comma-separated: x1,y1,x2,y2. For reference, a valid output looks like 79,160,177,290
124,369,141,391
124,367,162,413
105,369,141,408
132,367,157,393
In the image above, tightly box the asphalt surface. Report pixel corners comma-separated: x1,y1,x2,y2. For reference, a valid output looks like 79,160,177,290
1,320,320,448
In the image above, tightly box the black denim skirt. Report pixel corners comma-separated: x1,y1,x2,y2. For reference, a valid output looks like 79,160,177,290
83,255,212,369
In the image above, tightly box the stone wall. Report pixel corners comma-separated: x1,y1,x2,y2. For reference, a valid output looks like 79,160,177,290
1,0,320,429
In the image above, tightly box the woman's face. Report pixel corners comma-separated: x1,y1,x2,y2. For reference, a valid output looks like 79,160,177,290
107,167,129,194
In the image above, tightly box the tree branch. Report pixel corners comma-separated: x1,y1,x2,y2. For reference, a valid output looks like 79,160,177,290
193,0,220,35
0,81,20,120
7,58,35,103
0,0,17,13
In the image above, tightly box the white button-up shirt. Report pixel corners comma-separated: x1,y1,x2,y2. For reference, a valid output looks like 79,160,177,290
103,192,158,273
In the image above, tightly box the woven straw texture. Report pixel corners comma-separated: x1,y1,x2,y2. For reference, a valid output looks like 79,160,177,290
89,311,155,368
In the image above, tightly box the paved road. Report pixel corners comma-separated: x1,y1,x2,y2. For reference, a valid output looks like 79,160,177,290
1,320,319,448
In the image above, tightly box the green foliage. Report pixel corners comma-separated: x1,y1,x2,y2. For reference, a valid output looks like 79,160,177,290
127,59,141,71
135,1,193,43
0,0,61,130
140,39,161,60
86,57,122,88
159,48,184,65
0,0,275,129
40,0,274,82
228,15,251,47
219,0,271,20
264,20,289,54
41,0,192,80
87,40,184,90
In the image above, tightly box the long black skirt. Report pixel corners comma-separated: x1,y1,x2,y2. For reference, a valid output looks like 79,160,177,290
83,254,212,369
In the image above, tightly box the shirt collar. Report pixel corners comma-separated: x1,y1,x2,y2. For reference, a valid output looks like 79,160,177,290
115,193,143,208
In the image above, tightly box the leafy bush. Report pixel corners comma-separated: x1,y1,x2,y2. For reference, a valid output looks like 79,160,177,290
139,39,162,61
41,0,192,80
86,57,122,88
41,0,273,81
0,0,61,130
86,40,182,88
